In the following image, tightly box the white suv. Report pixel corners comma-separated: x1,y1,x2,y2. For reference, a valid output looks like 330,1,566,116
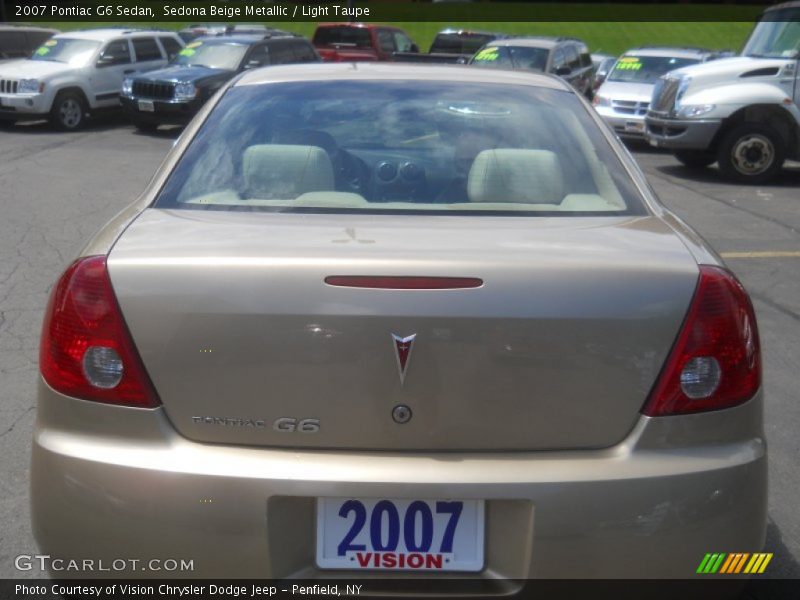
0,28,183,130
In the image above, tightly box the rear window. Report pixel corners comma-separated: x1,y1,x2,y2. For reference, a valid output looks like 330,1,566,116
159,36,183,61
155,80,646,216
608,55,701,83
313,26,371,48
132,37,162,62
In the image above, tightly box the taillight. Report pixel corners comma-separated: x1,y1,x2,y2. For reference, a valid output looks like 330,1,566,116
39,256,160,408
642,265,760,416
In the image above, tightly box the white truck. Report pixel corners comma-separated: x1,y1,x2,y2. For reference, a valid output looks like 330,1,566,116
645,1,800,183
0,28,183,130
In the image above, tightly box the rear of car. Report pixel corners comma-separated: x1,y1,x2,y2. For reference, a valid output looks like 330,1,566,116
32,64,766,581
592,48,711,138
120,35,319,129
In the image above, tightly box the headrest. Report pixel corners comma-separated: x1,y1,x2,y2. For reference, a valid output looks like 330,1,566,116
243,144,334,199
467,149,565,205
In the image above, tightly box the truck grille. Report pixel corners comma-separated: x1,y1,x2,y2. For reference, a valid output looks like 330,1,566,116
651,77,680,114
0,79,19,94
611,100,650,116
131,81,175,100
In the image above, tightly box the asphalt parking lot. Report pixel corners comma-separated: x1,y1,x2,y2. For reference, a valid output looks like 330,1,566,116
0,117,798,579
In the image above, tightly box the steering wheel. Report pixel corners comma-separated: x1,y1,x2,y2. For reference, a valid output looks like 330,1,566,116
334,149,371,195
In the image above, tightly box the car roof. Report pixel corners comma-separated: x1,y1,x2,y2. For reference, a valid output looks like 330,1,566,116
436,29,510,37
235,62,569,91
487,37,583,50
54,28,178,42
316,23,396,31
622,46,713,59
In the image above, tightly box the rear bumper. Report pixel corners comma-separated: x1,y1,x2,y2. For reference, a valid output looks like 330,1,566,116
645,114,723,150
31,380,767,580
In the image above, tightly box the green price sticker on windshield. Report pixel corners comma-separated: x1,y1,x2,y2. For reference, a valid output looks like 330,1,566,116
179,48,196,57
474,48,499,62
35,47,50,56
615,57,642,71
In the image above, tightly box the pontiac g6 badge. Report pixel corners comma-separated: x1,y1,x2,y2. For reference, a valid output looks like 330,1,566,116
392,333,416,385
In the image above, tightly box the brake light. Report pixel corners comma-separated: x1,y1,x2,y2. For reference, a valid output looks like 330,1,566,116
642,265,760,416
39,256,160,408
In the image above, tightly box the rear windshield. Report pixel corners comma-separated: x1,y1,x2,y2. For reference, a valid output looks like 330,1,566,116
155,80,646,216
312,27,371,48
608,55,700,83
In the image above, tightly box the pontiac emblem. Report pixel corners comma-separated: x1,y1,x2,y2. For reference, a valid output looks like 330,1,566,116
391,333,416,385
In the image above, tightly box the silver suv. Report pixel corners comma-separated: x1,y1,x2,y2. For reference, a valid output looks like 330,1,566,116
0,28,183,130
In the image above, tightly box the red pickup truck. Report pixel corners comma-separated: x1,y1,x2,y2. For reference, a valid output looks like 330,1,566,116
312,23,419,62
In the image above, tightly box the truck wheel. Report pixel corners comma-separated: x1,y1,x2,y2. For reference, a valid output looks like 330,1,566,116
717,124,785,184
673,150,716,169
50,91,87,131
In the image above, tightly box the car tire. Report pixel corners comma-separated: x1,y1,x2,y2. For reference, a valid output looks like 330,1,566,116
716,123,785,184
134,120,158,133
673,150,716,169
50,91,87,131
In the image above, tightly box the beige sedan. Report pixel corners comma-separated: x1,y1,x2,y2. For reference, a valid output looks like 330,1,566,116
32,63,766,583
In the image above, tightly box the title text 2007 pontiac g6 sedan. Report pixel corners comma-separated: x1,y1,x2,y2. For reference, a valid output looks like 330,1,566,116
32,63,765,582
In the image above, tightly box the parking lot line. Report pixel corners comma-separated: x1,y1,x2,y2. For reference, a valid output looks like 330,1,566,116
721,251,800,259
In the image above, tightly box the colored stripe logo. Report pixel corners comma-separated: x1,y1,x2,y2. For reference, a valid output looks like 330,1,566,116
697,553,773,574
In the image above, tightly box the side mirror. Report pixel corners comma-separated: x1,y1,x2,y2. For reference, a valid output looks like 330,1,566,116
243,60,261,70
409,44,420,53
555,66,572,76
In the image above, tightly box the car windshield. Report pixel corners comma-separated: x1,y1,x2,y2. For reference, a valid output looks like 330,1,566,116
29,38,100,66
312,27,371,48
172,41,248,70
608,55,701,83
471,46,550,72
742,9,800,59
155,80,645,216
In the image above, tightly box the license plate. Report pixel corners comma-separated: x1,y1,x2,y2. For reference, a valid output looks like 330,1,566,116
137,100,154,112
316,498,484,572
625,120,644,132
649,138,660,147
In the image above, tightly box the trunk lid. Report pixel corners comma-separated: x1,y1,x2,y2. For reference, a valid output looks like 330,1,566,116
109,209,699,451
